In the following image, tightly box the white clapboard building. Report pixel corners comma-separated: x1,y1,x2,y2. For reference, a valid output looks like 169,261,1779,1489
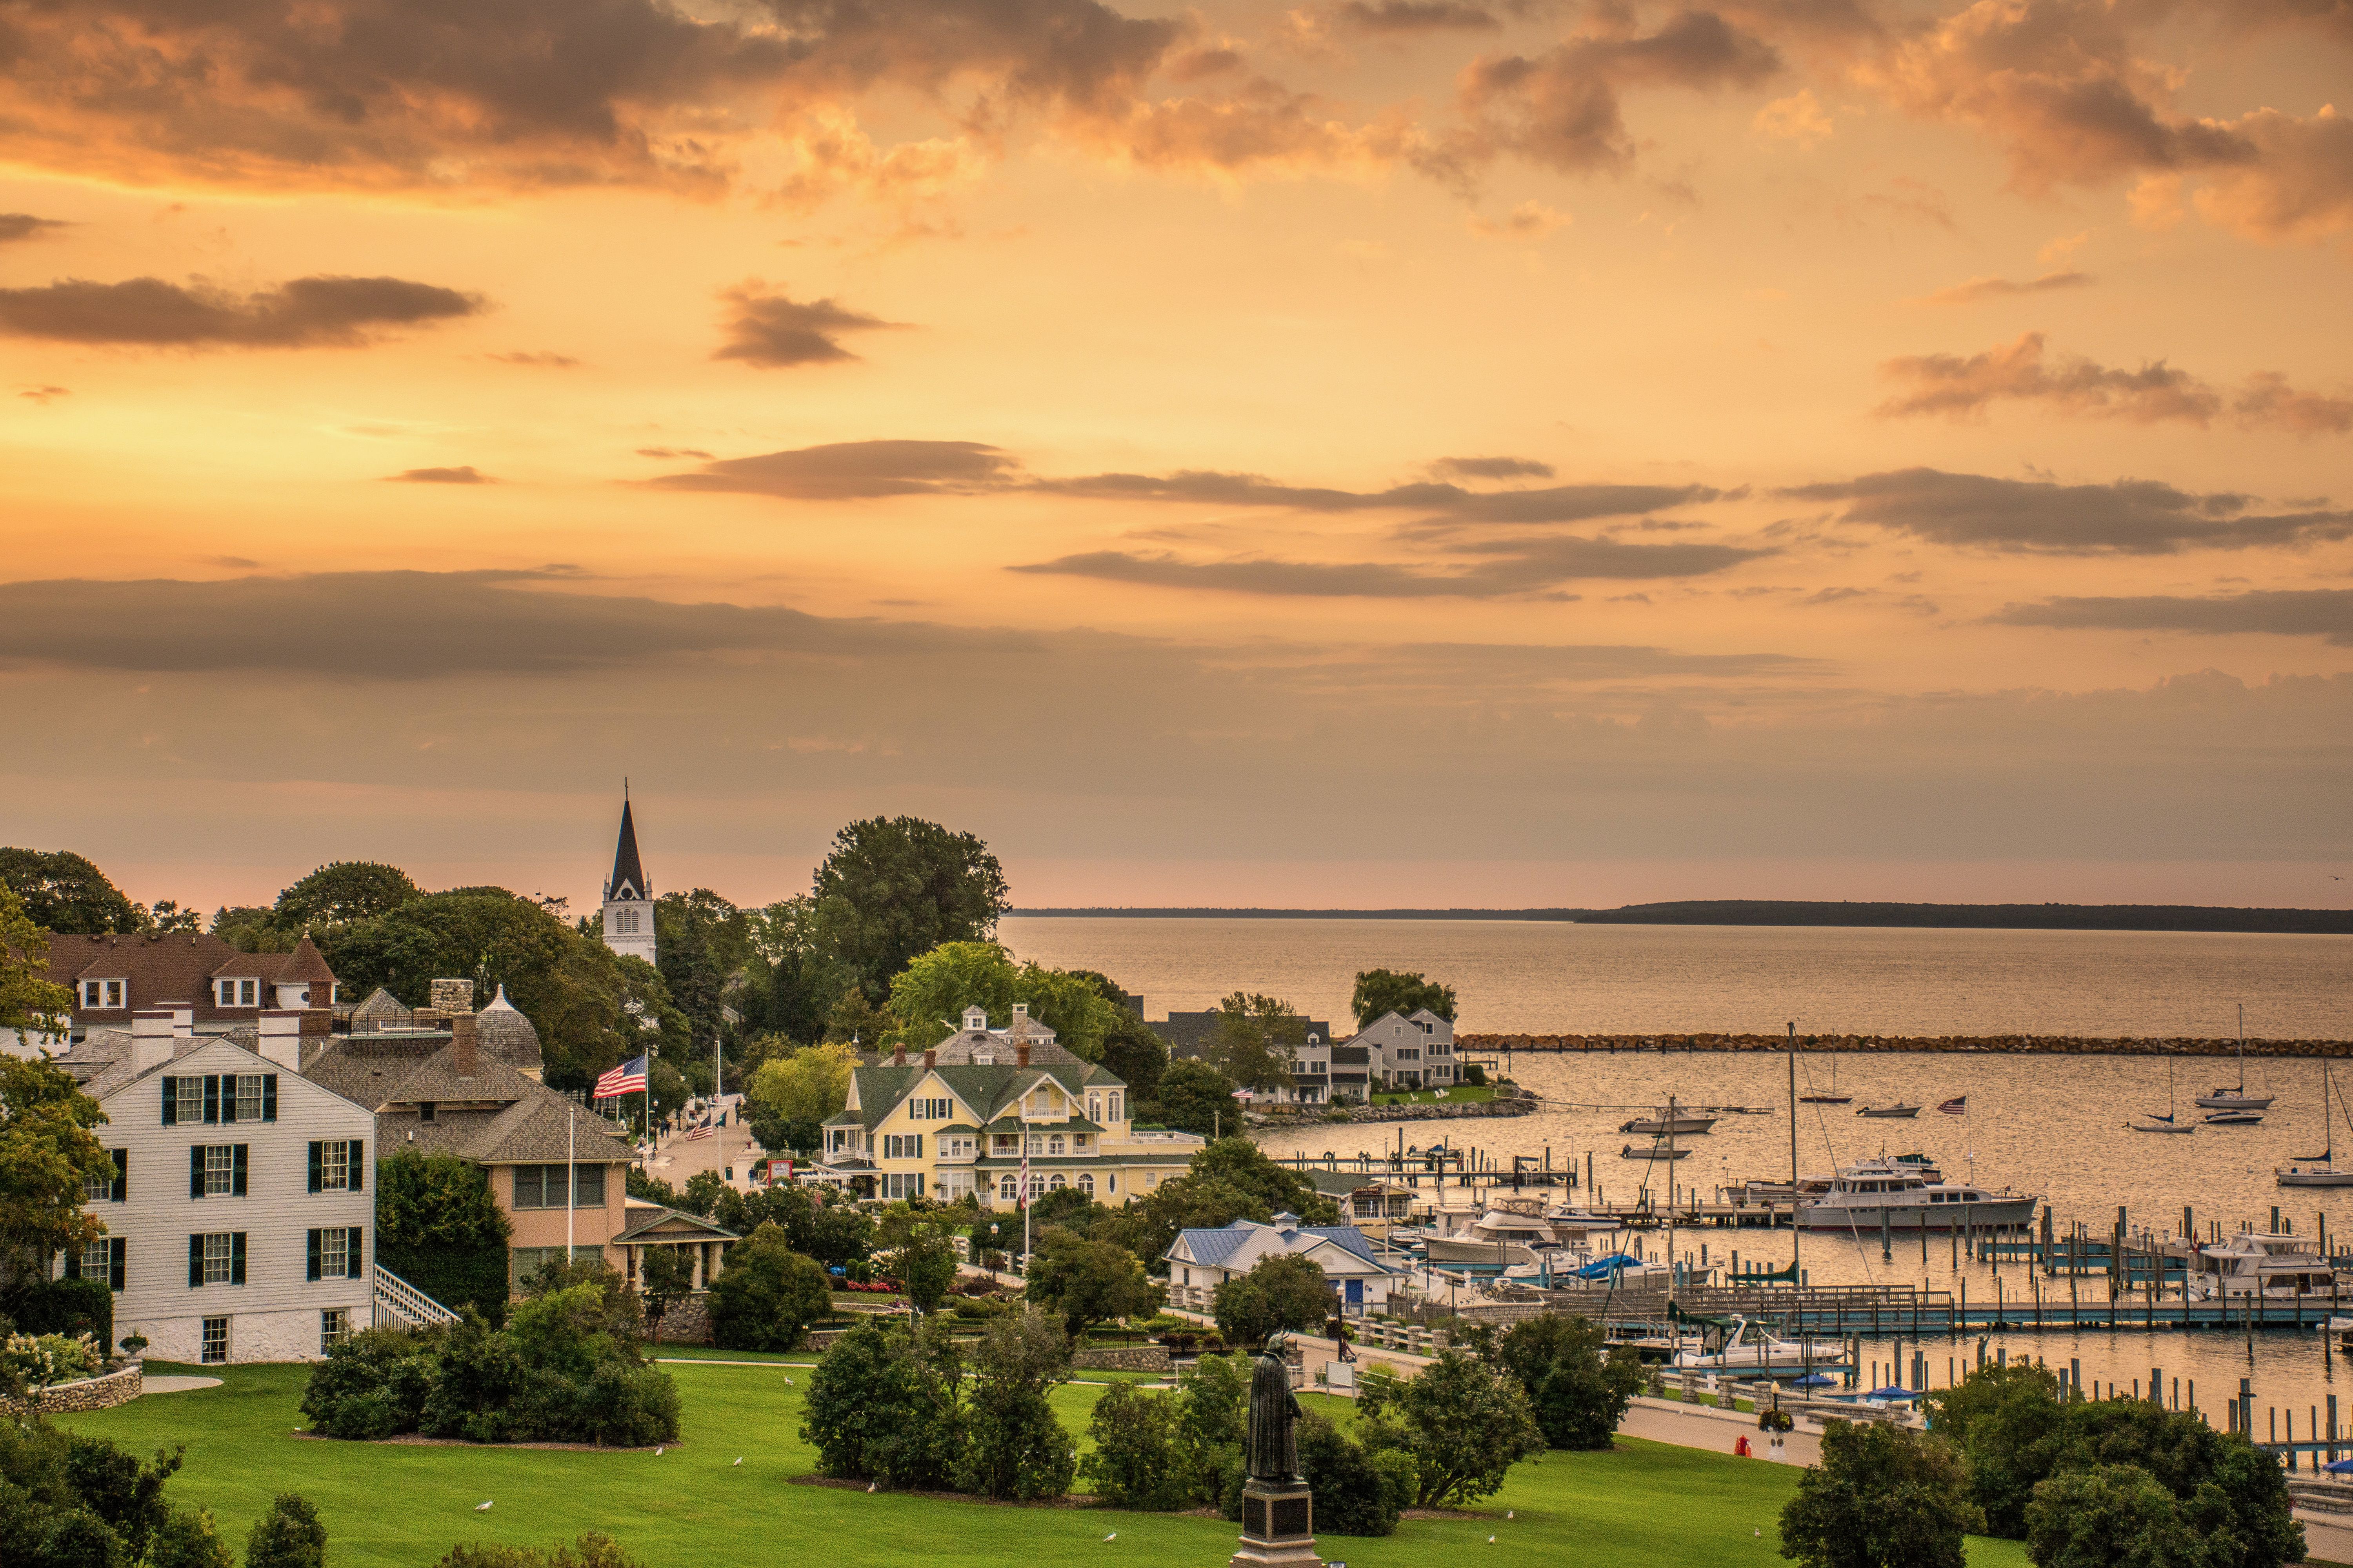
55,1006,375,1364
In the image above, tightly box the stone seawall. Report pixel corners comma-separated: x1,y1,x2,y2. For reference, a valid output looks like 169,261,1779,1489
1249,1098,1539,1128
1461,1032,2353,1056
1071,1345,1172,1372
3,1363,143,1415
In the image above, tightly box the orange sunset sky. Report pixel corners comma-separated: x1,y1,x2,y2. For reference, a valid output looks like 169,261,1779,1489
1,0,2348,914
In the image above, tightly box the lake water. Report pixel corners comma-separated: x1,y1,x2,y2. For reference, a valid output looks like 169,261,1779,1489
1002,916,2353,1421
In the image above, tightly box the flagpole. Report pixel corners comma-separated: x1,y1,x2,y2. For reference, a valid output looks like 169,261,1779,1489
567,1108,576,1264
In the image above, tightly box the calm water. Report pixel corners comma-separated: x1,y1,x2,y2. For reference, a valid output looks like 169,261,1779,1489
1003,916,2353,1419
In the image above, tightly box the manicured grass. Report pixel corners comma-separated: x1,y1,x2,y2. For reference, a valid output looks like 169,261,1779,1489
1367,1086,1495,1106
61,1362,2033,1568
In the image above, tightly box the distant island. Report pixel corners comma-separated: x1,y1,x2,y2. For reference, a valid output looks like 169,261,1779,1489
1010,900,2353,935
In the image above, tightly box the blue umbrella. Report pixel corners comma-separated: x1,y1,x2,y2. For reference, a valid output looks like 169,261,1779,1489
2326,1459,2353,1475
1865,1386,1920,1401
1792,1373,1837,1388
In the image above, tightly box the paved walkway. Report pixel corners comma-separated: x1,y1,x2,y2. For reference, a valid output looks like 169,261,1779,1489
1618,1395,1818,1465
141,1376,222,1394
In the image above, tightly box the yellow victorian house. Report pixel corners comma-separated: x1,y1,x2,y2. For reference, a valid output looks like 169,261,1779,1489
822,1006,1204,1207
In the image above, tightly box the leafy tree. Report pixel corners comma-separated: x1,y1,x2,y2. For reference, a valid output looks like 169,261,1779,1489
820,987,896,1047
705,1222,831,1351
1079,1383,1187,1510
2,882,75,1038
957,1307,1076,1501
1213,1254,1335,1348
1778,1420,1981,1568
2049,1399,2300,1568
1211,992,1305,1092
1174,1352,1251,1510
0,849,147,934
1297,1412,1416,1535
244,1495,327,1568
275,862,421,930
809,817,1010,1006
373,1151,513,1322
801,1318,968,1488
1391,1347,1542,1507
0,1056,115,1281
747,1042,859,1134
1024,1184,1104,1235
433,1533,646,1568
1490,1314,1648,1450
148,1507,233,1568
637,1248,696,1346
207,907,283,953
678,1170,729,1217
1144,1059,1242,1140
144,900,201,933
743,896,839,1046
1096,1008,1168,1111
1024,1227,1163,1339
60,1435,181,1559
886,942,1119,1060
1349,970,1457,1028
0,1415,222,1568
2024,1464,2212,1568
1187,1139,1340,1222
1098,1137,1338,1271
653,889,755,1058
1924,1361,2071,1536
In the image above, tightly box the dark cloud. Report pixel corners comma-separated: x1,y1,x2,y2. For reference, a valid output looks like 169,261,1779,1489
487,351,579,367
636,446,714,460
0,275,482,347
1916,271,2093,306
1789,468,2353,554
1340,1,1502,31
1878,332,2353,432
713,285,901,367
647,439,1022,499
1036,470,1724,521
1453,10,1782,176
1012,533,1768,596
18,385,69,403
1430,455,1556,479
387,466,492,484
1994,589,2353,645
0,214,66,243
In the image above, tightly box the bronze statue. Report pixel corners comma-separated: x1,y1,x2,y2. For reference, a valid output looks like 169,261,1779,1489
1246,1332,1304,1483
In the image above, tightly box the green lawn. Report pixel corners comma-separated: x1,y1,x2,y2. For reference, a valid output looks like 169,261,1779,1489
1366,1086,1497,1107
61,1363,2031,1568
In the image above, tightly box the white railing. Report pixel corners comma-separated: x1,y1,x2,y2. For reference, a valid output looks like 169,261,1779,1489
374,1266,460,1330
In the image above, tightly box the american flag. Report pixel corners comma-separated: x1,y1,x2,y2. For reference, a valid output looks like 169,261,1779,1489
1937,1096,1968,1116
594,1054,649,1099
682,1125,715,1142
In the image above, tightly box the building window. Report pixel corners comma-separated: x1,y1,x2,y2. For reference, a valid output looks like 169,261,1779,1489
1048,1174,1066,1191
80,1239,111,1278
1107,1092,1122,1122
509,1246,569,1289
172,1077,206,1125
321,1309,351,1352
883,1134,924,1159
1107,1174,1117,1194
202,1145,236,1197
201,1317,228,1364
235,1075,264,1122
910,1097,951,1121
1078,1173,1095,1197
1087,1092,1101,1122
1027,1134,1044,1154
83,1163,115,1201
515,1164,606,1208
882,1173,926,1199
217,979,258,1007
1047,1135,1065,1156
419,1101,436,1122
998,1174,1018,1201
320,1140,352,1191
613,907,640,934
1073,1134,1089,1152
320,1228,350,1278
82,979,125,1008
991,1133,1021,1154
200,1232,235,1284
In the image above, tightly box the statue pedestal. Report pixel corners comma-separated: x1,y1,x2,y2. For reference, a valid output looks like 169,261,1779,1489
1229,1479,1321,1568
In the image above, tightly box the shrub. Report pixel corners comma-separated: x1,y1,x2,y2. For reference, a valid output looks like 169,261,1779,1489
244,1495,326,1568
2024,1464,2209,1568
1024,1228,1164,1341
5,1279,114,1352
1211,1254,1334,1349
801,1319,967,1489
3,1331,100,1389
707,1223,832,1352
147,1509,232,1568
1390,1348,1542,1507
1297,1412,1412,1536
1490,1314,1646,1450
958,1308,1075,1501
1462,1063,1487,1087
1175,1350,1251,1511
433,1534,645,1568
1078,1383,1186,1510
1778,1421,1980,1568
301,1328,435,1439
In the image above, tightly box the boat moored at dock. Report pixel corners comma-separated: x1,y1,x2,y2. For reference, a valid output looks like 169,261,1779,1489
1795,1157,2039,1233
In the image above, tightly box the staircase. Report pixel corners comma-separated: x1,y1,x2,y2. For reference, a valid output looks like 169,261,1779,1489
373,1266,461,1330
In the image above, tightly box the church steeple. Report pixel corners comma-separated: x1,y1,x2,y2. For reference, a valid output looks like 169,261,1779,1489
599,788,658,964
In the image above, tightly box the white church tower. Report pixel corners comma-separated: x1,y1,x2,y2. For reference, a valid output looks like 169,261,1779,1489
600,790,658,965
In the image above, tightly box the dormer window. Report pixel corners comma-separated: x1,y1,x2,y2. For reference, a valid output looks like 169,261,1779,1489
81,979,125,1008
419,1102,437,1123
216,978,258,1007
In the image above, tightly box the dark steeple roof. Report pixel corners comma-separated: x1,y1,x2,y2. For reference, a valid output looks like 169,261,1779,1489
607,793,649,901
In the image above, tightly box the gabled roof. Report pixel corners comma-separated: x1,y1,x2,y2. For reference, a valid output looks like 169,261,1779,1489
615,1203,741,1243
1164,1216,1391,1276
46,930,336,1026
607,796,649,901
377,1039,541,1109
844,1058,1123,1131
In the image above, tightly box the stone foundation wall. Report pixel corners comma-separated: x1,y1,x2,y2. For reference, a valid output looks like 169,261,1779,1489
1071,1345,1171,1372
3,1364,144,1415
651,1292,713,1345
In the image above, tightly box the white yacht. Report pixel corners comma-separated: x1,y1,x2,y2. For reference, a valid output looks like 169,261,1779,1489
1670,1315,1852,1377
2188,1231,2340,1300
1620,1110,1718,1136
1795,1157,2038,1232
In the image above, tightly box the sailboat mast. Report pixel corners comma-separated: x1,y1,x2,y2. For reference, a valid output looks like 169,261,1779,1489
1787,1022,1800,1285
1666,1092,1677,1303
2238,1003,2247,1093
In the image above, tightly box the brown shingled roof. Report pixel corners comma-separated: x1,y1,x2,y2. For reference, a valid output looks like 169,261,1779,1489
283,934,337,984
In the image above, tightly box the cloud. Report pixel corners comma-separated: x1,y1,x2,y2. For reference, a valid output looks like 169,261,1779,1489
0,214,65,243
1789,468,2353,554
1877,332,2353,432
713,285,902,367
636,447,714,460
1915,271,2094,306
1753,89,1831,146
1036,470,1725,521
1453,10,1783,176
0,275,482,347
487,351,580,367
1013,532,1769,596
386,466,492,484
1429,455,1557,479
18,385,69,403
1467,199,1572,237
647,440,1024,499
2191,105,2353,244
1340,1,1501,31
1994,589,2353,645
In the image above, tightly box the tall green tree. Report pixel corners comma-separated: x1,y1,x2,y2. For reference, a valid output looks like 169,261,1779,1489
275,862,422,930
958,1307,1076,1501
800,1317,967,1489
1024,1227,1163,1339
1390,1348,1542,1507
1070,970,1169,1108
1350,970,1457,1028
705,1223,831,1352
1488,1314,1647,1450
1144,1059,1242,1139
0,848,148,934
886,941,1117,1059
654,889,754,1058
1778,1421,1981,1568
1924,1361,2070,1536
1211,993,1306,1092
2024,1464,2213,1568
810,817,1010,1005
374,1150,514,1321
1211,1254,1334,1348
0,1055,115,1281
746,1042,859,1134
2,882,75,1038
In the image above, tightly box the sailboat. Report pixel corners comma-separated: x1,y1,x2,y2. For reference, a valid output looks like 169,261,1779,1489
2278,1059,2353,1186
2195,1004,2275,1110
1799,1039,1851,1105
2130,1058,2195,1133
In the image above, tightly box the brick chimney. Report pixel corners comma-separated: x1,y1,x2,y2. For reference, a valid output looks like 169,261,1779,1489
1017,1041,1031,1068
923,1047,936,1068
892,1042,906,1067
453,1012,478,1077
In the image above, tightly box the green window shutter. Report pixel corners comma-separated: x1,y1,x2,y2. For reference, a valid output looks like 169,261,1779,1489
188,1235,202,1288
189,1145,203,1199
232,1145,248,1197
230,1233,246,1285
351,1142,364,1193
162,1079,175,1126
63,1246,80,1279
220,1074,236,1124
308,1142,322,1193
348,1227,365,1280
112,1148,127,1202
203,1076,219,1125
109,1238,125,1290
263,1075,278,1121
307,1230,321,1281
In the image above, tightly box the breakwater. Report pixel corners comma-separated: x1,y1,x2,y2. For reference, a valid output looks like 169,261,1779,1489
1459,1032,2353,1056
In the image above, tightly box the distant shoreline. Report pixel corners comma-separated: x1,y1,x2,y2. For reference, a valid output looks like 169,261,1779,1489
1462,1032,2353,1056
1010,899,2353,936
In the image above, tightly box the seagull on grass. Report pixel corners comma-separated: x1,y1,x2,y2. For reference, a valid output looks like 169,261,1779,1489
654,1447,664,1456
733,1457,743,1466
1103,1533,1117,1542
866,1483,877,1493
476,1503,493,1513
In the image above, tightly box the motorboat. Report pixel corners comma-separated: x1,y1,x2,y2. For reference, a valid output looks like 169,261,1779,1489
2278,1059,2353,1185
1620,1111,1718,1136
1795,1156,2039,1232
2188,1231,2339,1300
1670,1314,1851,1378
1422,1235,1540,1269
1858,1104,1921,1118
1622,1143,1693,1160
2195,1003,2275,1110
2202,1109,2264,1126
